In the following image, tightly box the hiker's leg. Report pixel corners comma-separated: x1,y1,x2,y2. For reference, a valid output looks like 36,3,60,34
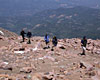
29,38,31,44
47,42,50,48
83,49,85,54
27,38,30,44
81,46,85,55
22,36,24,42
82,47,85,55
55,43,57,46
51,44,55,51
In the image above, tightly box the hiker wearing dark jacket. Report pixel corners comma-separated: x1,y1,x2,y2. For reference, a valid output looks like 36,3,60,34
27,30,32,44
20,29,26,42
52,36,58,46
51,36,58,51
81,36,87,55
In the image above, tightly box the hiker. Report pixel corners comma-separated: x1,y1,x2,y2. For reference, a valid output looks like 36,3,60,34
20,29,26,42
27,30,32,44
44,34,50,48
51,36,58,51
81,36,87,55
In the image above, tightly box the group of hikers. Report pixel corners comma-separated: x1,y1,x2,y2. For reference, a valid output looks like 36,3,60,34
44,34,58,51
20,29,87,55
44,35,87,55
20,29,32,44
20,29,58,51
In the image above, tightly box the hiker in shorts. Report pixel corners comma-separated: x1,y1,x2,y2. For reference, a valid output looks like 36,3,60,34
51,36,58,51
81,36,87,55
27,30,32,44
44,34,50,48
20,29,26,42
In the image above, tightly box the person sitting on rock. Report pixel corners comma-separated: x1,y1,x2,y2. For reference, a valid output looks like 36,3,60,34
20,29,26,42
44,34,50,48
81,36,87,55
27,30,32,44
51,36,58,51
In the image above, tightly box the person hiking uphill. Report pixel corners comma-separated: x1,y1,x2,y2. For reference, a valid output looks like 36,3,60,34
20,29,26,42
51,36,58,51
81,36,87,55
27,30,32,44
44,34,50,48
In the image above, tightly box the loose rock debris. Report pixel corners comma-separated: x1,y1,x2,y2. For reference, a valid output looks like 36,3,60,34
0,36,100,80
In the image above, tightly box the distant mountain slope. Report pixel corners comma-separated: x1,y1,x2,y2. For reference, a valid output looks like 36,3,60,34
0,0,67,16
0,6,100,39
0,0,100,16
30,7,100,39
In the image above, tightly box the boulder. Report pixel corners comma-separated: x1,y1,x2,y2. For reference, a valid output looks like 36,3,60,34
0,74,16,80
97,69,100,76
91,76,100,80
96,49,100,54
0,30,4,35
19,48,25,51
20,67,33,73
87,46,93,51
59,46,66,49
32,73,42,80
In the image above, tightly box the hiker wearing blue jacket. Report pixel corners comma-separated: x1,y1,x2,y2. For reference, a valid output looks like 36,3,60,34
44,34,50,48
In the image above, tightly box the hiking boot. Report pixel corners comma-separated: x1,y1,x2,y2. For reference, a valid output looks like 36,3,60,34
81,53,86,55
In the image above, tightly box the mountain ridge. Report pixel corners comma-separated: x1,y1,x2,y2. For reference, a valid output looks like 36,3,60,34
0,6,100,39
0,0,100,16
29,6,100,39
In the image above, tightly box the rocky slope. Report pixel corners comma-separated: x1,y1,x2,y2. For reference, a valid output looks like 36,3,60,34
0,34,100,80
0,27,18,37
